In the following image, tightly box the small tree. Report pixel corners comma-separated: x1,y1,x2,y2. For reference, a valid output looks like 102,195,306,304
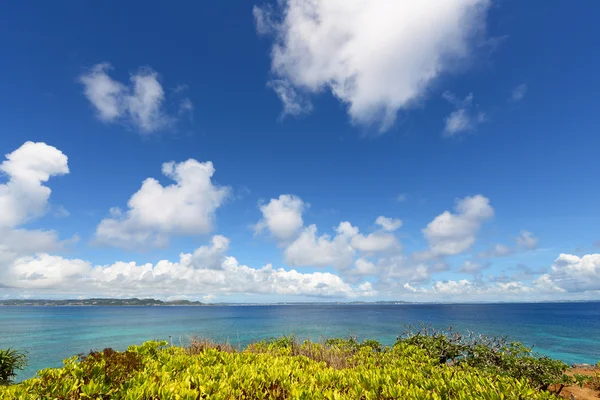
0,348,27,385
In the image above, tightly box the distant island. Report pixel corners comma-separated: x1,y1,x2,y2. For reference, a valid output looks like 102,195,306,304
0,298,206,306
0,298,413,306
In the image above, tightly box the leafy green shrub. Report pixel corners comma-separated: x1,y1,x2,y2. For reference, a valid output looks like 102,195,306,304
79,348,143,388
593,361,600,390
0,348,27,385
396,325,578,393
0,338,559,399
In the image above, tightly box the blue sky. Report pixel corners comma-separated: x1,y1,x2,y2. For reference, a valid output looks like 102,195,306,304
0,0,599,302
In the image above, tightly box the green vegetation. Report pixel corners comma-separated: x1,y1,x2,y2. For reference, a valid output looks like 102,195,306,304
0,348,27,385
593,362,600,390
1,328,595,399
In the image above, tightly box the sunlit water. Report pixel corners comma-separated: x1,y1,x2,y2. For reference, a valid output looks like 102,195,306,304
1,302,598,381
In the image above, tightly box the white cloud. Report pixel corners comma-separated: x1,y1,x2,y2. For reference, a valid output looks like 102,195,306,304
95,159,230,249
399,252,596,300
442,92,487,136
284,223,356,269
79,63,125,122
256,0,491,131
283,218,402,269
403,277,563,301
79,63,192,134
543,253,600,292
351,232,401,253
516,230,538,249
4,237,375,299
375,216,403,232
0,228,62,267
126,68,168,132
396,193,408,203
350,258,377,276
423,195,494,256
0,142,72,278
510,84,527,102
255,194,307,241
0,141,69,228
190,235,230,270
432,279,475,295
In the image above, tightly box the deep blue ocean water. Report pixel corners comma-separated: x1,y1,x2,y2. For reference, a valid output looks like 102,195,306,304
1,303,599,381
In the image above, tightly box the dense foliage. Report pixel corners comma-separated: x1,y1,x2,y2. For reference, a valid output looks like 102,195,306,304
0,333,570,399
396,325,584,393
0,348,27,385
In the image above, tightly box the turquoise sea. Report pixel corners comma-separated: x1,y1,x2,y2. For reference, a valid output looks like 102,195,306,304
1,302,599,381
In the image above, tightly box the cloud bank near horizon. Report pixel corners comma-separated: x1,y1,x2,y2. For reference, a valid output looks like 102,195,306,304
1,141,598,302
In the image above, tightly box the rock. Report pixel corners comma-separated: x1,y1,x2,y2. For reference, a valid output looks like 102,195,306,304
571,363,596,370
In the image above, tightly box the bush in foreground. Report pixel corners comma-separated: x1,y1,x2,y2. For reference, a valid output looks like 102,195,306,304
396,325,588,394
0,334,568,400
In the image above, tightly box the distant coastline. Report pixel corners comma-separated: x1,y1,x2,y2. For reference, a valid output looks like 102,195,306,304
0,298,598,307
0,298,410,307
0,298,206,307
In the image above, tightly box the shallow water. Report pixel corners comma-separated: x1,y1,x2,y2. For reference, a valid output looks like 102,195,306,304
1,302,599,381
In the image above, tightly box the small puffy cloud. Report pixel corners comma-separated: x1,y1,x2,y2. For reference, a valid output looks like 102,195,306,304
256,0,491,131
95,159,230,249
0,141,69,228
350,258,378,276
284,223,356,269
442,92,487,136
396,194,408,203
375,216,403,232
255,195,307,241
351,232,401,253
516,230,538,249
510,84,527,102
79,63,193,134
432,279,474,295
79,63,124,121
423,195,494,257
